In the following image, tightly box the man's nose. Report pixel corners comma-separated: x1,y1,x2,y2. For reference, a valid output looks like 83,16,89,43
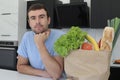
36,18,40,24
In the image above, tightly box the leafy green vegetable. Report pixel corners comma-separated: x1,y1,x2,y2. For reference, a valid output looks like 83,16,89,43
107,17,120,50
54,26,87,57
114,17,120,33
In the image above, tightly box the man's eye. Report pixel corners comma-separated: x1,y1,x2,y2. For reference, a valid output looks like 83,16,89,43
41,16,44,18
39,16,44,19
29,17,35,20
31,17,35,20
39,14,46,19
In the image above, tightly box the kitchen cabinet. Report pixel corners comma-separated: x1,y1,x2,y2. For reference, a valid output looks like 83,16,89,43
91,0,120,28
0,14,18,41
0,0,18,41
0,0,26,43
0,0,18,13
109,67,120,80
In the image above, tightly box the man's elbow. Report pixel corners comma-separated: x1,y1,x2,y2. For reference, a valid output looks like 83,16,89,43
17,65,23,73
52,70,62,80
52,74,61,80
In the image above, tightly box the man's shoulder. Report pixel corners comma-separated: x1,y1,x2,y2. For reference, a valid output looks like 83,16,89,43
51,29,65,36
24,31,33,36
22,31,33,39
50,29,65,42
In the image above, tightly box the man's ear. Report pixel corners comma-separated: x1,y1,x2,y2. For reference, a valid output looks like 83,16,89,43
48,17,51,25
28,19,31,29
27,19,30,24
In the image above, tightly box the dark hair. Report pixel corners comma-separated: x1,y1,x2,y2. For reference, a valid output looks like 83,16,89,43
28,3,50,18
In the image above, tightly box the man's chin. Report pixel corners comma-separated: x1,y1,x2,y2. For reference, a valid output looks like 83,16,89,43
33,28,48,34
34,30,45,34
33,30,41,34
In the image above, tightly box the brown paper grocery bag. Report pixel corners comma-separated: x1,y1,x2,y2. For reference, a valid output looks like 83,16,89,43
64,49,111,80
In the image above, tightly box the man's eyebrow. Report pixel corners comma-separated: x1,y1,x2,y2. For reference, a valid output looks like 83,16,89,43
29,14,46,19
39,14,46,17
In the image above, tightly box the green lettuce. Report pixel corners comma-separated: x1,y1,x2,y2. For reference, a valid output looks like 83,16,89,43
54,26,87,57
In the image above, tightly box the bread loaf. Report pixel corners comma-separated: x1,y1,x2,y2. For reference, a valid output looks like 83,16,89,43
100,27,114,51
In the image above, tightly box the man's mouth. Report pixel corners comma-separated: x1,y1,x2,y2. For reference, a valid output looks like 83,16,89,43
36,24,42,27
35,25,43,30
34,24,46,34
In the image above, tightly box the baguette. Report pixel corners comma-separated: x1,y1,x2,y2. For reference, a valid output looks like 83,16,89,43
100,27,114,51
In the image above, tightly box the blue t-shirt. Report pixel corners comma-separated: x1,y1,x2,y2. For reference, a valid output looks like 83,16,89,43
17,29,65,70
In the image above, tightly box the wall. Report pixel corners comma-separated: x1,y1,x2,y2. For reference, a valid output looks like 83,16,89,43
18,0,27,43
60,0,91,7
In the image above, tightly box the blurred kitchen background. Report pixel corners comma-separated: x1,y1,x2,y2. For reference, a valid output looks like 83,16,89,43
0,0,120,79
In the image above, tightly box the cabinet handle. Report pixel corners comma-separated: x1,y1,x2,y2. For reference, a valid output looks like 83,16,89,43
0,47,15,50
1,13,11,15
1,35,11,36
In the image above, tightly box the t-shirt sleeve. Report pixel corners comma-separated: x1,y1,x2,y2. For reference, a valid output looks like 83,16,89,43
52,49,59,56
17,33,28,58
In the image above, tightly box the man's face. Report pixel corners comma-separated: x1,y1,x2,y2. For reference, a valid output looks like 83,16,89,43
28,9,50,34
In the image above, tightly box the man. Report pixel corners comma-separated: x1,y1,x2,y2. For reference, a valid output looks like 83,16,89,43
17,3,64,80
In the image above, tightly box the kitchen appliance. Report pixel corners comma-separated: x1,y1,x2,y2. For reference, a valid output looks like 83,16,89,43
0,41,18,70
55,2,89,28
70,0,84,4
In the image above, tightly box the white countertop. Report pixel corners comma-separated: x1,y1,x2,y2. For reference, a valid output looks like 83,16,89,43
0,69,52,80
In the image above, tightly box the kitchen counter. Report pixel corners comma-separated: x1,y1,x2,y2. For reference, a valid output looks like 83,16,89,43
0,69,52,80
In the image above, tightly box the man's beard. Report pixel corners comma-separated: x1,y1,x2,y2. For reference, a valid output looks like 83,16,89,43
33,29,47,34
33,27,48,34
32,23,47,34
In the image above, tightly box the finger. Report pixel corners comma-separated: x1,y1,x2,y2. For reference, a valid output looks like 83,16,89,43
46,29,50,36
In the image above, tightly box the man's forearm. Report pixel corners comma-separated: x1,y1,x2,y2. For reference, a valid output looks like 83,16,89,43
37,43,63,79
17,64,51,78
